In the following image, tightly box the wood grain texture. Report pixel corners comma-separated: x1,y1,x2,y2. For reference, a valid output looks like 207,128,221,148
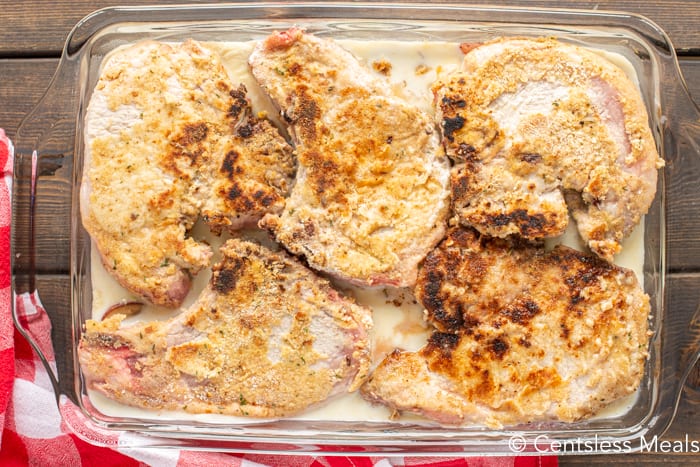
5,59,700,274
0,0,698,57
2,2,699,460
681,58,700,103
0,59,58,135
664,58,700,272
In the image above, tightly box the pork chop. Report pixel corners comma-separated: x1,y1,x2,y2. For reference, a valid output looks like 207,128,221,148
78,239,372,417
362,227,650,428
249,28,451,287
434,37,663,261
81,39,294,307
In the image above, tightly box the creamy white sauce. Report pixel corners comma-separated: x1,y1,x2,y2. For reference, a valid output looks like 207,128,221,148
88,39,646,426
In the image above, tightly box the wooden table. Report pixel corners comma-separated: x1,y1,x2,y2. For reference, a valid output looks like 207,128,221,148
2,1,698,464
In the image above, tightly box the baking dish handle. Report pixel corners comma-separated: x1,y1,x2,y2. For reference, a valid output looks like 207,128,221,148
11,147,64,402
12,291,61,400
11,44,81,402
11,144,61,397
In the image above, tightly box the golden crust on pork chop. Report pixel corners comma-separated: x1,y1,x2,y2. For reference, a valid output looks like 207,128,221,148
250,28,451,287
434,37,663,261
79,239,372,417
81,40,294,307
362,228,650,428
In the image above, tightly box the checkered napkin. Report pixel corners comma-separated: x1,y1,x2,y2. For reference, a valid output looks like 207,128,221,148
0,128,556,466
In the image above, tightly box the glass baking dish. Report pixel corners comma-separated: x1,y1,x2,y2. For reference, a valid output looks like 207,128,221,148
11,2,700,456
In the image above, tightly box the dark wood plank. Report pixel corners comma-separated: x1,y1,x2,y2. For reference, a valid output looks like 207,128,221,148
665,58,700,272
0,1,699,57
16,272,699,457
0,58,697,133
0,59,70,275
0,59,58,135
4,59,700,274
681,58,700,104
0,0,217,57
3,2,699,462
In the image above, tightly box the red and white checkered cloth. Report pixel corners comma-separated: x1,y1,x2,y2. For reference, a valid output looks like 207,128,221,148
0,128,557,466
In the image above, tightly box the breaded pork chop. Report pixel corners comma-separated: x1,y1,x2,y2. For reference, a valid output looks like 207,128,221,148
81,39,294,307
434,37,663,261
362,228,650,428
249,28,451,287
78,239,372,417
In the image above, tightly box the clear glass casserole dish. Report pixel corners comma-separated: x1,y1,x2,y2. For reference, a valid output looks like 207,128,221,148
10,1,700,456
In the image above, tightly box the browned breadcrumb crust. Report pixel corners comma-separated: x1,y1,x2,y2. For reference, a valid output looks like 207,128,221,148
250,28,450,287
372,59,393,76
79,239,372,417
81,39,294,307
434,37,663,261
362,227,650,428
